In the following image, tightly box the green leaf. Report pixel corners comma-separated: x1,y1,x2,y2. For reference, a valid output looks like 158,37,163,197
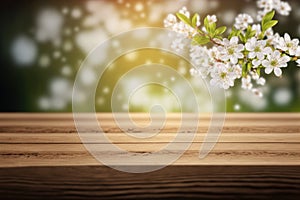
246,25,252,32
229,27,241,39
261,10,277,32
197,29,204,35
203,16,218,37
256,68,261,76
204,17,209,29
209,22,216,35
176,13,191,26
245,26,251,38
239,33,246,43
198,38,211,45
250,30,256,37
215,26,227,35
244,25,256,40
262,20,278,32
258,32,265,40
192,13,199,27
193,35,211,45
247,62,252,71
214,35,223,40
204,16,209,31
262,10,275,25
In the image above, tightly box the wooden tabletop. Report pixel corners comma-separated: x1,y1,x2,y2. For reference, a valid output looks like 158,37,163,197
1,113,300,199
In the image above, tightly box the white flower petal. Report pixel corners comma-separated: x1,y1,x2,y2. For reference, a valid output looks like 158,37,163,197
265,67,273,74
257,52,265,60
280,55,291,63
274,67,282,77
262,60,270,68
230,36,238,44
257,77,266,85
263,47,273,55
248,52,256,59
236,52,244,59
245,42,254,51
230,56,238,64
296,59,300,67
273,50,281,59
260,40,267,47
292,39,299,46
237,44,245,51
252,59,262,67
284,33,291,42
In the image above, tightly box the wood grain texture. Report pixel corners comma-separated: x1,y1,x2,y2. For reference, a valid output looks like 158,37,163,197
1,166,300,200
0,113,300,167
0,113,300,199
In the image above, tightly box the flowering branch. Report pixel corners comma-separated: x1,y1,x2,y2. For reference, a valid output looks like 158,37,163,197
164,0,299,97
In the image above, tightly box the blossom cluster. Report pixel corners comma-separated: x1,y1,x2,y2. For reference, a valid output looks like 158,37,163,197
257,0,291,20
164,0,299,97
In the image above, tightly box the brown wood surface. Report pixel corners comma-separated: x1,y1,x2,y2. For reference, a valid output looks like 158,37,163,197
0,113,300,199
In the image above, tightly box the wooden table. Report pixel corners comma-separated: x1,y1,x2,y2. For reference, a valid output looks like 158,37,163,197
0,113,300,199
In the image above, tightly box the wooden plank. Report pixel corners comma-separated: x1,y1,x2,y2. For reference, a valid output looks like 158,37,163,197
1,143,300,167
1,166,300,199
1,133,300,143
0,126,299,133
0,113,299,134
2,143,300,152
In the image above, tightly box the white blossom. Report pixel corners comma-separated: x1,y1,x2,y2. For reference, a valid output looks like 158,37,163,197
276,1,291,16
207,46,223,64
252,24,262,37
257,77,266,85
265,28,274,37
257,10,268,21
179,7,190,18
164,2,296,98
257,0,291,16
272,0,282,9
242,75,253,90
172,22,192,37
190,46,211,78
277,33,299,56
250,71,266,86
245,37,271,60
163,8,198,38
218,37,244,64
164,14,177,28
250,71,260,80
232,64,242,79
207,15,217,23
262,50,290,77
267,32,281,46
257,0,273,10
234,14,254,30
210,62,240,89
171,37,185,52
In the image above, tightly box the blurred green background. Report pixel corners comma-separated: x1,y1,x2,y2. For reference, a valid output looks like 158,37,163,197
0,0,300,112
